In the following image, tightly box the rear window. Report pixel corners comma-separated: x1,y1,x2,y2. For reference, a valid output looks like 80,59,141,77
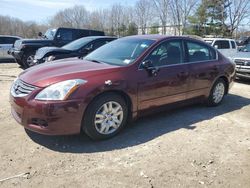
214,40,230,49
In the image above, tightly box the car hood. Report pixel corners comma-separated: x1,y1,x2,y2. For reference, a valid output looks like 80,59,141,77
35,47,72,59
14,39,53,49
19,59,120,87
233,52,250,60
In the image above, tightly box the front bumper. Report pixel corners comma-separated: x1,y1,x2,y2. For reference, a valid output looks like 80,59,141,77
8,48,24,61
236,65,250,79
10,94,86,135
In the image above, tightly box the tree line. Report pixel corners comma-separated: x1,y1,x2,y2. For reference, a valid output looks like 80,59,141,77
0,0,249,38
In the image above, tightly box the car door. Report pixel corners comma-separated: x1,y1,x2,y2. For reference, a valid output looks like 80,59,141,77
185,40,219,99
137,39,189,110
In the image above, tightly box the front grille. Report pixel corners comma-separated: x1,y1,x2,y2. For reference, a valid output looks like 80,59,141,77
234,60,245,66
234,59,250,66
11,79,37,97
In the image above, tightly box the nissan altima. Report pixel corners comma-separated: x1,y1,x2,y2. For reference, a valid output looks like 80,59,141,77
10,35,235,140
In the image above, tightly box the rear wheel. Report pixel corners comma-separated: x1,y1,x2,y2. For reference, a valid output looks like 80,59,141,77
82,93,128,140
206,78,226,106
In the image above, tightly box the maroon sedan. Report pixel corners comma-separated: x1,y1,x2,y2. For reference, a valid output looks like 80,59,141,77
10,35,235,140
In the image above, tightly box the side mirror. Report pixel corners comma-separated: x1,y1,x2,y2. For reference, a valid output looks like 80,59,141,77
214,45,219,49
81,48,91,54
38,32,42,37
141,60,159,77
141,60,153,69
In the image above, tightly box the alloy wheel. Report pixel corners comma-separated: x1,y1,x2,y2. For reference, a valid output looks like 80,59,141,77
94,101,124,135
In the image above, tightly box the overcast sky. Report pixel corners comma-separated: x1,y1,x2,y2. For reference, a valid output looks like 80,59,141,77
0,0,136,23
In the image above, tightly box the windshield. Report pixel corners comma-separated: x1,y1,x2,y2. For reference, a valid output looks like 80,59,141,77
44,29,57,40
84,38,155,66
62,37,93,51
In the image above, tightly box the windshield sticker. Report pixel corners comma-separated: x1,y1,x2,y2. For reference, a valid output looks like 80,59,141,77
123,59,131,64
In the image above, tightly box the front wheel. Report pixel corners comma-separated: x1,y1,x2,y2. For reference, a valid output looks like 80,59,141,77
82,93,128,140
206,78,226,106
22,52,35,68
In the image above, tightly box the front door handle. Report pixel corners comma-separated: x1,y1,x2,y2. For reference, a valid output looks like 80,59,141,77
177,71,189,78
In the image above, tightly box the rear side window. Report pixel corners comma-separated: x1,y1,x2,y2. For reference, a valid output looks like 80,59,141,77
146,40,183,66
214,40,230,49
186,41,216,62
57,30,73,41
231,41,236,49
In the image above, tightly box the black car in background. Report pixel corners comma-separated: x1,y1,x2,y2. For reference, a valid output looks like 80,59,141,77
8,27,105,68
33,36,117,66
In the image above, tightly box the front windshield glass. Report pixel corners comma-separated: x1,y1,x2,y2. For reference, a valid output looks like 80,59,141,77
62,38,93,51
44,29,57,40
84,38,155,66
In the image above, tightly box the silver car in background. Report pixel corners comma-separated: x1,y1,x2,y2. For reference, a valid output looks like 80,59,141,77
0,35,21,59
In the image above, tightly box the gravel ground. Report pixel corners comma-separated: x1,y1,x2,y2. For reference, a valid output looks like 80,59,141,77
0,63,250,188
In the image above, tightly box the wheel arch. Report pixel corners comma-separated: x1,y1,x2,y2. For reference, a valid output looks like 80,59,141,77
81,89,133,130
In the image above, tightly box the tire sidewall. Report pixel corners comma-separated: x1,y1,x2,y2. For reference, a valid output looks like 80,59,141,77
83,93,128,140
207,79,226,106
23,52,35,68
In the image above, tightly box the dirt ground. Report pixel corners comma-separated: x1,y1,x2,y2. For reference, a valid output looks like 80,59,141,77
0,62,250,188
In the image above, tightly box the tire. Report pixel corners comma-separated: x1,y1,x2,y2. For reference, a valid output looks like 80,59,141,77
206,78,226,107
15,59,25,68
82,93,128,140
22,52,35,69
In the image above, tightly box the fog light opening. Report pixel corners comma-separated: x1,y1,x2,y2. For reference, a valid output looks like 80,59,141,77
31,118,48,127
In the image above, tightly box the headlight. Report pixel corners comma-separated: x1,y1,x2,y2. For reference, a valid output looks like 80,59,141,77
35,79,87,101
46,55,55,62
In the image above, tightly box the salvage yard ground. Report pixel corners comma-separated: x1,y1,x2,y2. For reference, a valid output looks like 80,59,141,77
0,62,250,188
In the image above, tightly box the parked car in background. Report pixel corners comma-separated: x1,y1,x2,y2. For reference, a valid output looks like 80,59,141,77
238,44,250,52
32,36,117,67
0,35,21,59
233,52,250,80
8,27,105,68
204,38,238,59
10,35,235,140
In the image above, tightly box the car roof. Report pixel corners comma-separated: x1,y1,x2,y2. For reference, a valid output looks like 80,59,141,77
79,36,117,40
204,38,235,41
0,35,22,38
121,35,205,42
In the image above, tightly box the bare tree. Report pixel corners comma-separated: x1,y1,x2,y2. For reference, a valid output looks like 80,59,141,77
169,0,197,35
50,5,89,29
135,0,154,34
153,0,170,34
0,15,47,38
227,0,250,37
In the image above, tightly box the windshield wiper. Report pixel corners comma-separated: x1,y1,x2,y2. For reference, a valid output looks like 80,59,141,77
86,59,102,64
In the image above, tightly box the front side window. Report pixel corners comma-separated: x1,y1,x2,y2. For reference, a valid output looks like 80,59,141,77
187,41,216,62
145,40,183,66
84,38,155,66
214,40,230,49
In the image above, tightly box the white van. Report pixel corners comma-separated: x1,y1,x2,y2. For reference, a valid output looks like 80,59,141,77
204,38,237,59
